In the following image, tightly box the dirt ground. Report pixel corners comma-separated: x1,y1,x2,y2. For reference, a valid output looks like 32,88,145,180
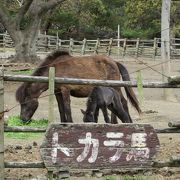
3,58,180,179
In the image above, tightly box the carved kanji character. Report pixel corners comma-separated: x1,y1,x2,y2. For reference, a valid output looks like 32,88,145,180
104,132,124,163
77,132,99,163
126,133,150,161
51,132,72,163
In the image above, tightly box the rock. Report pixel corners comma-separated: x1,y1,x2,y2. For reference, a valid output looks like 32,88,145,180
94,172,103,178
84,172,92,178
33,141,38,146
5,145,16,153
57,171,70,179
161,167,169,172
36,175,48,180
25,145,32,150
14,145,22,150
143,171,153,176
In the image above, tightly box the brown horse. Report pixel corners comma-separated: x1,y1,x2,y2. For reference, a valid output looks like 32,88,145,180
16,50,141,123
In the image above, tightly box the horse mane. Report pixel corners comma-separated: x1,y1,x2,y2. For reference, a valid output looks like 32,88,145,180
16,50,70,103
32,50,70,76
16,83,28,103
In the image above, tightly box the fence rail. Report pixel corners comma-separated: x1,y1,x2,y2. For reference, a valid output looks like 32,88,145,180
4,125,180,133
0,32,180,59
3,74,180,88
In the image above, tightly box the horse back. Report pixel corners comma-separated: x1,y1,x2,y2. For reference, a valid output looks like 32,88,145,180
55,55,120,80
91,86,115,107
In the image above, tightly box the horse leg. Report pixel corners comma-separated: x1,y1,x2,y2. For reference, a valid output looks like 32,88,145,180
116,108,131,123
108,93,132,123
115,88,132,123
55,92,66,122
94,107,99,123
108,104,131,123
120,95,133,123
101,106,110,123
61,87,73,123
111,113,118,124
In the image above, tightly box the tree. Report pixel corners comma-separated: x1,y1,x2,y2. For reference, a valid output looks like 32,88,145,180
123,0,161,38
122,0,179,38
45,0,125,39
0,0,66,62
171,0,180,38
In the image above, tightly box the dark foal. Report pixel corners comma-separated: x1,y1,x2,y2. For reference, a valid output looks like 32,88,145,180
81,86,133,124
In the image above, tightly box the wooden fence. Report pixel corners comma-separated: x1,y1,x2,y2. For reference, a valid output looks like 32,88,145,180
0,69,180,179
0,32,180,59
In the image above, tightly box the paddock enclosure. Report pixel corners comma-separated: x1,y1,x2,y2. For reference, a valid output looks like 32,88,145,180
1,59,180,179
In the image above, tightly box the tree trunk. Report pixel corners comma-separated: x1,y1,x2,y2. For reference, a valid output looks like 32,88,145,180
12,17,41,63
14,33,38,63
0,0,66,63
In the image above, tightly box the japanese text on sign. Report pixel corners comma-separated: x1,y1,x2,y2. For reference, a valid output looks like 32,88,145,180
51,132,150,164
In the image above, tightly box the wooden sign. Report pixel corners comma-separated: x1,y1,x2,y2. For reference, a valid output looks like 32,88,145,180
40,123,159,171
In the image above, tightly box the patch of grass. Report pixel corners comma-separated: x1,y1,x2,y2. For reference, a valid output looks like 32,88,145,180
7,116,48,127
135,177,147,180
104,176,117,180
5,116,48,139
123,176,147,180
12,69,33,75
123,176,132,180
5,132,44,139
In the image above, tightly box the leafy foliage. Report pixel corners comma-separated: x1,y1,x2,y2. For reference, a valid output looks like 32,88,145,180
1,0,180,41
45,0,180,39
123,0,161,38
47,0,124,39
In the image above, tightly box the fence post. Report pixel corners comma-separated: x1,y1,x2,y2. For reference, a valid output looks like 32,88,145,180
123,38,127,57
81,38,87,55
45,36,49,52
48,67,55,124
2,34,5,52
56,32,59,49
107,38,113,56
48,36,51,50
59,39,62,48
136,38,140,58
69,38,74,54
153,38,157,60
137,70,144,108
48,67,63,178
0,68,4,180
94,38,100,54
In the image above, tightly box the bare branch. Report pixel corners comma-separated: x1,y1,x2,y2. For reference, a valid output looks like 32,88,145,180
15,0,34,29
38,0,66,16
16,0,24,7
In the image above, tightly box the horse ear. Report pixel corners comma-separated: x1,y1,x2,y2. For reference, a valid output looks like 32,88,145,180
81,109,85,114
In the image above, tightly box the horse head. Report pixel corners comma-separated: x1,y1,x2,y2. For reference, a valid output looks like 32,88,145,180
81,109,95,123
20,97,39,123
16,83,39,123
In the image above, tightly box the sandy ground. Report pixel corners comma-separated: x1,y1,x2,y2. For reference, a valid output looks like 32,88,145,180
3,59,180,179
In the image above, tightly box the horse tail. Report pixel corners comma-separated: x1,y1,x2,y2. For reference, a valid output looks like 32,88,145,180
116,62,142,114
